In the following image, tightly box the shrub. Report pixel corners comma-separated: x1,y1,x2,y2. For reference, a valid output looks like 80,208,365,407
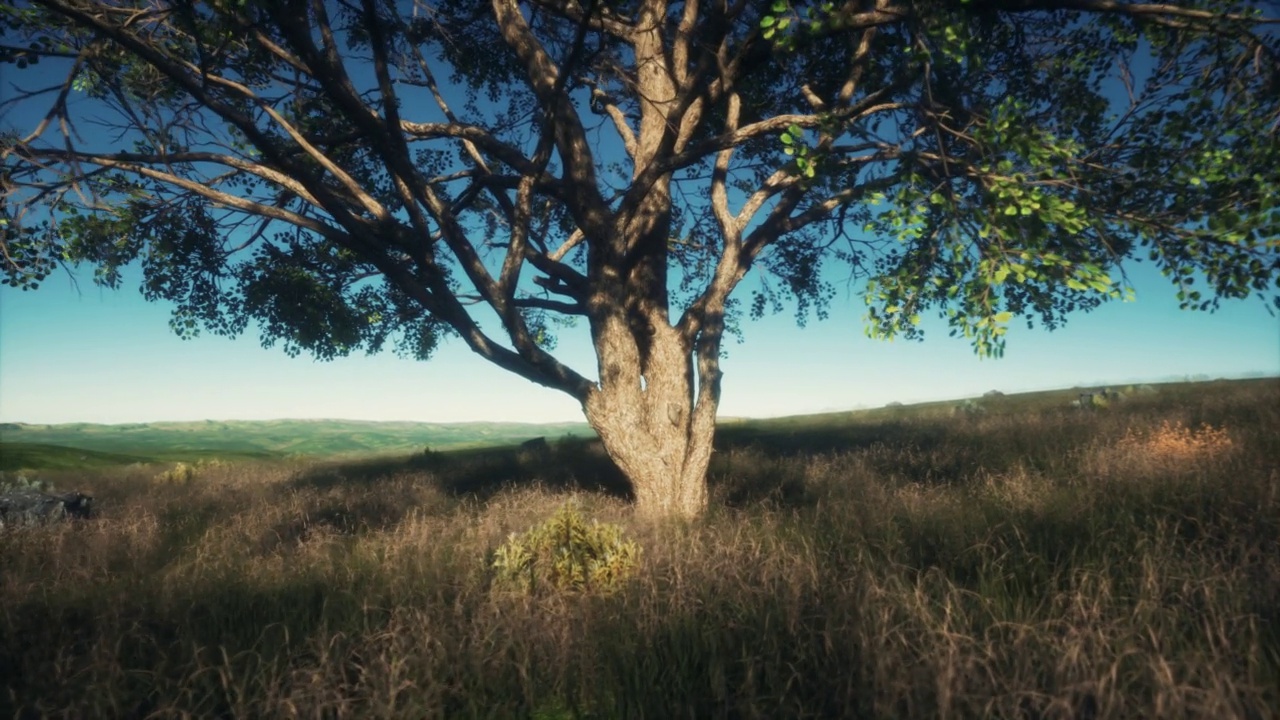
491,500,641,595
407,446,443,469
0,470,51,493
153,459,231,484
154,462,198,484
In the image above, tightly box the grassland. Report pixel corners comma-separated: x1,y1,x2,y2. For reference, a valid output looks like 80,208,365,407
0,418,593,470
1,378,1277,718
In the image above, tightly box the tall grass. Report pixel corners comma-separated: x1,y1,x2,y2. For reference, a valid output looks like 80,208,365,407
2,380,1277,718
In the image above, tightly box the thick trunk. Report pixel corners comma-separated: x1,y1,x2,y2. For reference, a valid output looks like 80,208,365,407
577,7,724,518
581,174,719,518
582,319,712,519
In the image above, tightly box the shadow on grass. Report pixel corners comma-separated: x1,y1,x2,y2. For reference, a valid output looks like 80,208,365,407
1,576,363,720
286,437,634,504
283,416,1011,514
280,387,1131,515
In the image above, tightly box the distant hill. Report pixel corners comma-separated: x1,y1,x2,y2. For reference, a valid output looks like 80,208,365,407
0,418,594,468
0,443,157,472
3,377,1274,471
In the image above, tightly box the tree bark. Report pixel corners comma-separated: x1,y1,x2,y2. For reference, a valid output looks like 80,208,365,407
582,316,712,519
580,170,716,517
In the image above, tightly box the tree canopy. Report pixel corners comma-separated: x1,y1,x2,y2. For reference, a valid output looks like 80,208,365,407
2,0,1277,516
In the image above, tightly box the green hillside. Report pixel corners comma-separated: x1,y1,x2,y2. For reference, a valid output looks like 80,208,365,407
3,378,1272,472
0,443,154,472
0,418,594,469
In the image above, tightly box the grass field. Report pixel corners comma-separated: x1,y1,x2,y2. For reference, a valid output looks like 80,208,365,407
0,418,594,468
1,379,1277,718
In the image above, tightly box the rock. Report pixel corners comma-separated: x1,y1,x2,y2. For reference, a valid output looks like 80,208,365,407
953,401,986,416
518,437,552,461
520,437,550,453
0,490,94,529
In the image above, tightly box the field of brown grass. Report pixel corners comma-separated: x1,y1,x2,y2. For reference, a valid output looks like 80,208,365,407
2,380,1277,719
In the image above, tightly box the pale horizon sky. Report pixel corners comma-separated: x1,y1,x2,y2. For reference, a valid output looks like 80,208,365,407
1,255,1276,425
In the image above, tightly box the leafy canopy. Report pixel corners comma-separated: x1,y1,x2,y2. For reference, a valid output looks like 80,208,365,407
1,0,1276,376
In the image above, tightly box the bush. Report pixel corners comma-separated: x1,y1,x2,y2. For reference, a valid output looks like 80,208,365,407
155,462,197,484
0,470,51,493
491,500,641,595
154,459,228,484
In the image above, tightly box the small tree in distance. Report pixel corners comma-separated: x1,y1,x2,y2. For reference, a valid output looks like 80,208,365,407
1,0,1276,518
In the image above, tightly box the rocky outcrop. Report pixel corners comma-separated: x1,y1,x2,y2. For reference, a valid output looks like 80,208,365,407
520,437,550,453
0,490,94,529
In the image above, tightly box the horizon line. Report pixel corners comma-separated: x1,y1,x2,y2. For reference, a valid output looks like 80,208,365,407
3,373,1273,428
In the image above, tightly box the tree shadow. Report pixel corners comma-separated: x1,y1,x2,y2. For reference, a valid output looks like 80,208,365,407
283,414,1010,514
714,417,950,458
286,438,633,504
708,417,996,507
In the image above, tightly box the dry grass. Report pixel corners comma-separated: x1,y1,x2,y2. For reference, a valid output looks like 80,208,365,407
2,380,1277,719
1087,420,1237,477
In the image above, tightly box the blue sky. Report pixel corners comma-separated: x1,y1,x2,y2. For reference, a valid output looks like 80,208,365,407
1,12,1277,426
1,258,1274,424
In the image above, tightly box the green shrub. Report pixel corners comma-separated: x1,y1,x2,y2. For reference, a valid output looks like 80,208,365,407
491,500,641,595
154,459,230,485
155,462,198,484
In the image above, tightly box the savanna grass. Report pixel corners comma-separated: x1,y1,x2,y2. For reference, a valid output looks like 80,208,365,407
2,380,1277,718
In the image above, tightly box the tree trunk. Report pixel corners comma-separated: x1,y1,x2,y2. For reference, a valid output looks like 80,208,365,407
582,317,713,519
582,211,717,519
576,11,727,518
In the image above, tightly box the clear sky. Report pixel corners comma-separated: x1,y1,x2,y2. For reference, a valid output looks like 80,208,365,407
1,257,1275,425
1,12,1277,426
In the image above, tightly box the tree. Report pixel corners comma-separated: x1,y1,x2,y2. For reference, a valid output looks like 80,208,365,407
2,0,1277,518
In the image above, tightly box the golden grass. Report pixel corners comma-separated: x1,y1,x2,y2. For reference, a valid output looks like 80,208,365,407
1089,420,1237,477
2,380,1277,718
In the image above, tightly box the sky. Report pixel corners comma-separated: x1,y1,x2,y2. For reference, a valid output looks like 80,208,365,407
1,258,1275,425
0,10,1277,426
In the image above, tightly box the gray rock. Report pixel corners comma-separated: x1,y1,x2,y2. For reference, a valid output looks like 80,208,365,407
953,401,986,416
0,490,94,529
520,437,550,452
518,437,552,460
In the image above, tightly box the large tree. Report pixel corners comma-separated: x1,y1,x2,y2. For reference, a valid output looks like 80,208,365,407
1,0,1277,517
